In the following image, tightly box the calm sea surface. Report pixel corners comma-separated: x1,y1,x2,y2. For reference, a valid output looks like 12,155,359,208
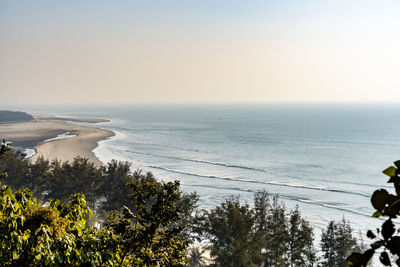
24,103,400,232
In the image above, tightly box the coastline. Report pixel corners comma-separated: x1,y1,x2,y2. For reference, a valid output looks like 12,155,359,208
0,115,114,167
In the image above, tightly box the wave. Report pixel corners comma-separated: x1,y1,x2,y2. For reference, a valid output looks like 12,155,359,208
127,150,267,173
24,148,36,159
93,130,129,164
123,141,206,154
147,165,370,198
185,183,371,218
92,138,380,191
99,141,379,192
283,173,380,189
113,147,380,189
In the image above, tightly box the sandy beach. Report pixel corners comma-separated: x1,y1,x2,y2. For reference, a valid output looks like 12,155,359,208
0,116,114,167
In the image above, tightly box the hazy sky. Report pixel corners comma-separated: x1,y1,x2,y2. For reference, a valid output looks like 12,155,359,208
1,0,400,105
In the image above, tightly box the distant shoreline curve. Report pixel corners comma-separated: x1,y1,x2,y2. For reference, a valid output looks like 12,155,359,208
0,115,115,167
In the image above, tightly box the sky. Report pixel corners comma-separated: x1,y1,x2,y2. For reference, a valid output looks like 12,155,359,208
1,0,400,105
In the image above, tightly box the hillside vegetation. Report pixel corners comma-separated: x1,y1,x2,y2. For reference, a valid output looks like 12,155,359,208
0,110,34,123
0,140,387,266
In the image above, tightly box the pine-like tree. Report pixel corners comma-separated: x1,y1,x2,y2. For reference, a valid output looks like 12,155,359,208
321,221,337,266
321,219,358,267
287,206,316,267
188,247,207,267
253,190,271,266
267,196,289,267
202,197,257,267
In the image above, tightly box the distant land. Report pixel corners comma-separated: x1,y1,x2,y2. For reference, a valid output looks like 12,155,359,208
36,114,109,123
0,110,34,123
0,110,113,166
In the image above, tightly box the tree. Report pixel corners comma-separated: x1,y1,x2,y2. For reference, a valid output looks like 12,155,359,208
0,149,29,190
0,185,111,266
253,190,272,266
321,221,337,266
347,160,400,266
0,147,200,232
201,197,257,267
99,160,134,212
1,144,100,264
321,219,358,267
266,196,289,266
201,191,317,267
46,157,102,207
0,139,11,182
336,218,358,266
176,191,200,242
253,191,292,266
0,144,196,266
287,206,316,267
0,173,192,266
187,247,207,267
105,179,189,266
27,156,51,195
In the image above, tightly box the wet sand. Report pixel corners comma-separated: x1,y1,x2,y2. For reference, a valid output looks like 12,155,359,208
0,116,114,167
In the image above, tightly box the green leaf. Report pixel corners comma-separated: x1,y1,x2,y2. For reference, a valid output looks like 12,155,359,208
388,236,400,255
346,252,364,267
388,176,400,183
383,166,397,177
394,160,400,168
370,240,384,249
379,251,391,266
371,210,381,218
371,189,391,210
366,230,376,239
382,219,395,241
361,249,375,267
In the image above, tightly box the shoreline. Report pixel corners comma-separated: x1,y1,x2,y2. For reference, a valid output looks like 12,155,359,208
0,116,114,167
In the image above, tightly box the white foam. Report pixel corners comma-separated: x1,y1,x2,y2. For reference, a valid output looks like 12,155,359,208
44,131,77,142
93,130,129,165
24,148,36,159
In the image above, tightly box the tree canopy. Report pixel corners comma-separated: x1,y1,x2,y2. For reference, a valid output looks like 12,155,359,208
0,141,377,266
347,161,400,266
0,111,34,123
0,143,192,266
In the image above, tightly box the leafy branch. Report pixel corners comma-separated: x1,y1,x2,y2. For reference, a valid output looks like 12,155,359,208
347,161,400,266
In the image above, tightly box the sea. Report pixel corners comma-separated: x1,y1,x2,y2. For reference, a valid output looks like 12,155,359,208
21,103,400,234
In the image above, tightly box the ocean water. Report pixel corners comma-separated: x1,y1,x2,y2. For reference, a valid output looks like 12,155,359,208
24,103,400,232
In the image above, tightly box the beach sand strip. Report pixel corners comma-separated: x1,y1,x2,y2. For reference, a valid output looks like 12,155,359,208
0,118,114,167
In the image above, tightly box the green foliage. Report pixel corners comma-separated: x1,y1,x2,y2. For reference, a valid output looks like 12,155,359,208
187,247,207,267
201,196,257,267
347,160,400,266
3,141,378,266
321,219,360,267
0,139,10,156
0,180,190,266
98,160,134,212
265,196,289,266
46,157,102,206
0,139,11,182
106,179,188,266
199,192,316,267
0,185,104,266
0,147,194,266
252,191,316,267
0,149,29,189
287,206,316,267
0,110,34,123
0,152,198,229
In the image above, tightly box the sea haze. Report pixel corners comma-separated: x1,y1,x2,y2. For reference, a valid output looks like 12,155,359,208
26,103,400,231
